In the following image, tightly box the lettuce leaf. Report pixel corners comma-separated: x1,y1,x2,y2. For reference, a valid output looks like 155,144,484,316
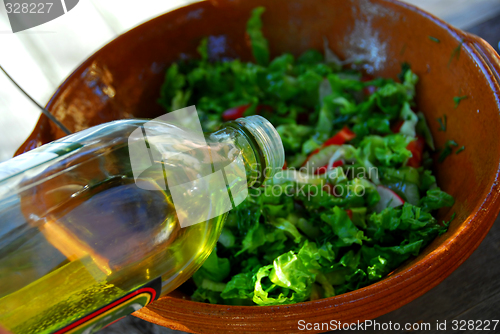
320,207,368,247
246,7,270,66
419,188,455,212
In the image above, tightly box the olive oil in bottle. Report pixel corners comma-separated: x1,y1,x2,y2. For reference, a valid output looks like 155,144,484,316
0,112,284,334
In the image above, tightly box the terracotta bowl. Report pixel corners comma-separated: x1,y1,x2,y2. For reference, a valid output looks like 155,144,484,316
17,0,500,332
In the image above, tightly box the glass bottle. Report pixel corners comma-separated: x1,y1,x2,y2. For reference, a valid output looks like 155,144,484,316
0,112,284,334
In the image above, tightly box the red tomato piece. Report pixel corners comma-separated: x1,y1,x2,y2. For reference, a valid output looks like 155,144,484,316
331,160,344,168
222,104,273,121
222,104,250,121
406,135,426,168
314,165,328,175
323,126,356,147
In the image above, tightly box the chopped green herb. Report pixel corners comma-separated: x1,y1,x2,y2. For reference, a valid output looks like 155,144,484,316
428,36,440,43
453,95,468,108
437,115,447,132
440,212,457,234
448,39,464,67
398,62,411,82
400,44,407,56
455,146,465,154
439,140,459,162
417,112,436,150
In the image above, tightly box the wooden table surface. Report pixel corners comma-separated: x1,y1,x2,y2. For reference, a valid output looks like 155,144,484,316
98,13,500,334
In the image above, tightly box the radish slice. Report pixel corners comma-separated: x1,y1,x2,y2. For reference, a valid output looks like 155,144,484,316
327,149,346,172
302,145,340,173
373,185,404,213
314,160,344,175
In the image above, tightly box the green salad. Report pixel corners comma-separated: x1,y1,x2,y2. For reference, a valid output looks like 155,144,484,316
158,7,455,306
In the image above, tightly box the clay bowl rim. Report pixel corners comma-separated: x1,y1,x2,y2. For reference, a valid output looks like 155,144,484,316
33,0,500,328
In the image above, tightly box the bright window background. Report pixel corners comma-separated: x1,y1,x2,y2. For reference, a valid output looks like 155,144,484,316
0,0,499,162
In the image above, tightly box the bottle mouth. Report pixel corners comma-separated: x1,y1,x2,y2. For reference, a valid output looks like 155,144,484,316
235,115,285,181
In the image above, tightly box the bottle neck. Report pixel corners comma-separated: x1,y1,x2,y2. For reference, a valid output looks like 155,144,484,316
209,116,284,188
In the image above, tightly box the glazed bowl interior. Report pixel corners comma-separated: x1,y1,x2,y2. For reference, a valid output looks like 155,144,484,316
17,0,500,332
